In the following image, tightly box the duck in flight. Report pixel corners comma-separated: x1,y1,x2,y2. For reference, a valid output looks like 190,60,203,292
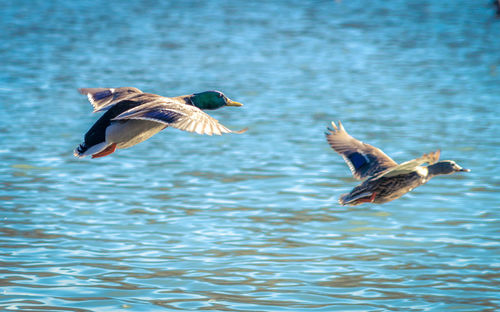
74,87,247,159
325,121,470,206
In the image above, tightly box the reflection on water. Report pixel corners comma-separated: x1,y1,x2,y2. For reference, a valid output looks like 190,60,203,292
1,0,499,311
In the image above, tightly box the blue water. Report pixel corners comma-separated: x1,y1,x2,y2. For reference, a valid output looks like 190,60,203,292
1,1,499,311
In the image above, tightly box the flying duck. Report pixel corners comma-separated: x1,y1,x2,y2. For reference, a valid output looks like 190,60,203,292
74,87,247,158
325,121,470,206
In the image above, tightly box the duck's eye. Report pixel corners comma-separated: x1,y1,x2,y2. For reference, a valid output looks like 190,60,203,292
218,93,223,98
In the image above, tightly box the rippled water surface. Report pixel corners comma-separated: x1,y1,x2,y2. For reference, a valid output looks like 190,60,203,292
1,1,500,311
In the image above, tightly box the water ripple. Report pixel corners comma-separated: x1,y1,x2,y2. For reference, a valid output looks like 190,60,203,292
1,0,499,311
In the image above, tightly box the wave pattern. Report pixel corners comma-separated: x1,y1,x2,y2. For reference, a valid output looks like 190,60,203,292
1,0,499,311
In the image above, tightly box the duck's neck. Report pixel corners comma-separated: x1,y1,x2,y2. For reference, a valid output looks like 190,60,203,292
426,163,446,179
172,95,194,105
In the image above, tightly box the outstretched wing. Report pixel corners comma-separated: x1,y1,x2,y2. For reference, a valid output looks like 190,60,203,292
325,121,398,180
112,99,247,136
78,87,143,112
371,150,440,180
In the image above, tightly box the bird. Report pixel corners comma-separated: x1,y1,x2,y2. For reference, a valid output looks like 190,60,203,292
74,87,247,159
325,121,470,206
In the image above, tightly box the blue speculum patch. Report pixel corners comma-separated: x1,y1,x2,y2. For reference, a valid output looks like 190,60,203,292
93,90,112,100
143,109,182,123
348,152,368,169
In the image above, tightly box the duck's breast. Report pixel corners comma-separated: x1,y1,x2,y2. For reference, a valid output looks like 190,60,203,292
106,120,166,149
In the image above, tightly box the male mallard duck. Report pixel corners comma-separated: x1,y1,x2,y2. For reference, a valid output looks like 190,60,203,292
325,121,470,206
74,87,247,158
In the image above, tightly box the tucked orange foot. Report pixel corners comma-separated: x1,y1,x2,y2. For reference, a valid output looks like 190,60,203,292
359,192,377,203
92,143,117,158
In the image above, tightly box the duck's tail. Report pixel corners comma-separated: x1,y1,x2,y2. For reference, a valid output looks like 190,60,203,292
338,193,349,206
73,142,88,158
339,192,376,206
73,141,110,158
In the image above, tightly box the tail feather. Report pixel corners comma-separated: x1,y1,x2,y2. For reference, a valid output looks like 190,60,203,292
73,143,87,158
73,141,109,158
338,193,349,206
339,191,375,206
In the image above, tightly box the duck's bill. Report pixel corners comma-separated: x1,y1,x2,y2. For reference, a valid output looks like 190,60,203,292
227,100,243,107
459,168,471,172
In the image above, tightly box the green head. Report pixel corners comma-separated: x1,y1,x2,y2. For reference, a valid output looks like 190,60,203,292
428,160,470,176
190,91,243,110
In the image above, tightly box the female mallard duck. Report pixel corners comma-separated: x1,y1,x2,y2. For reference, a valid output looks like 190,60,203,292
325,121,470,206
74,87,247,158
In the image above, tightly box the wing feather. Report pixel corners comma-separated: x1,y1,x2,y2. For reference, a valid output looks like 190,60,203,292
371,150,441,180
112,100,246,136
78,87,143,112
325,121,398,180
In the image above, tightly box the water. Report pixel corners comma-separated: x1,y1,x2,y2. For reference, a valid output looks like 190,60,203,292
1,0,499,311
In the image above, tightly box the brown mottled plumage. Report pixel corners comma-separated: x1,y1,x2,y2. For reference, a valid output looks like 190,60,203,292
325,121,470,206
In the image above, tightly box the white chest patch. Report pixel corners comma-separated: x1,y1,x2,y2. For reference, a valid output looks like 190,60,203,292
415,166,428,177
